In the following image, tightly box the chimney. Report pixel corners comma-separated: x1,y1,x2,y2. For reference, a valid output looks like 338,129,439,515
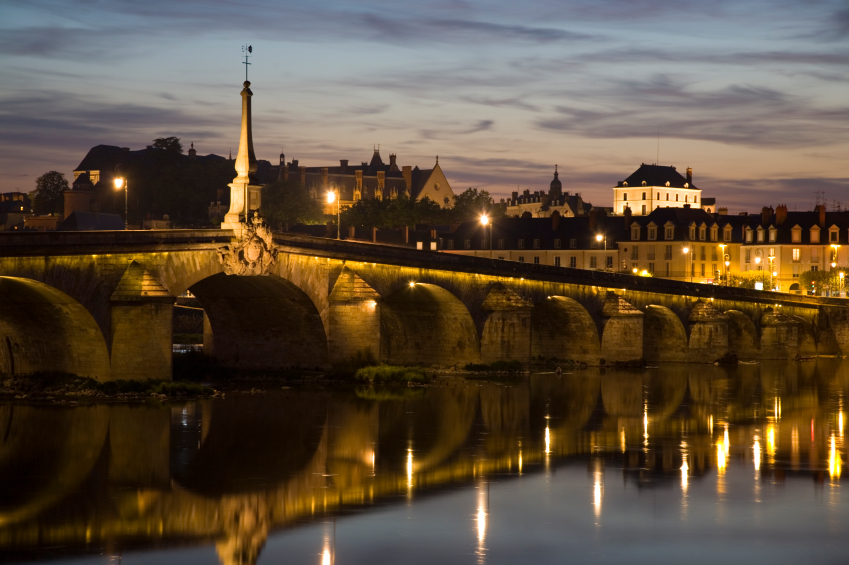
818,204,826,227
389,153,398,172
623,205,632,227
292,159,299,167
761,206,772,227
686,167,693,184
589,209,597,231
340,159,348,171
402,166,412,193
776,204,787,225
511,191,518,201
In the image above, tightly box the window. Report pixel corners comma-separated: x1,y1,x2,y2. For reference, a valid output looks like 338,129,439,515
623,193,628,201
685,195,689,203
665,227,674,240
569,257,577,268
647,245,656,260
699,227,706,241
791,228,801,243
642,192,646,200
711,247,718,261
590,256,597,268
631,246,639,260
447,240,454,250
518,239,525,249
666,193,669,201
695,196,698,203
518,256,524,263
811,265,818,272
498,256,504,260
724,227,732,242
689,225,696,239
700,246,706,261
757,229,764,243
712,263,717,276
606,256,613,268
676,194,679,202
812,248,819,261
811,228,820,243
570,238,577,249
554,238,561,249
648,262,654,272
642,205,647,214
632,227,640,240
648,227,656,240
710,227,718,241
555,256,561,267
793,264,800,278
769,228,776,243
745,249,751,263
533,256,540,264
700,264,705,277
830,230,838,242
464,239,471,249
664,245,673,260
746,229,753,243
498,239,504,249
793,248,800,261
533,239,540,249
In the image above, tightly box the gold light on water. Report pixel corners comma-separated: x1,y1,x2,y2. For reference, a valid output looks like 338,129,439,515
753,435,762,471
545,426,551,454
829,434,841,479
724,426,730,457
407,448,414,489
593,476,603,517
321,549,331,565
766,425,776,460
717,440,727,473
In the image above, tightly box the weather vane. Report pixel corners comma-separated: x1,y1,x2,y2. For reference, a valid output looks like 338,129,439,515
242,44,252,82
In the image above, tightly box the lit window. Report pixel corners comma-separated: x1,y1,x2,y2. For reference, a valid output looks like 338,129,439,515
793,248,800,261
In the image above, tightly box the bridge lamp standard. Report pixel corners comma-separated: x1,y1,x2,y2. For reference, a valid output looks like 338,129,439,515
718,244,727,284
113,176,128,230
326,188,340,240
768,253,776,291
480,214,491,259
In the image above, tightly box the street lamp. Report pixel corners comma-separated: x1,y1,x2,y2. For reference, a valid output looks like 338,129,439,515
596,233,607,271
719,244,727,284
768,253,775,291
326,188,340,240
724,259,730,287
480,214,491,259
831,244,841,269
683,246,691,282
113,176,128,230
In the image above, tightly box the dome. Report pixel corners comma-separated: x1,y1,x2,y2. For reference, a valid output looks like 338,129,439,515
549,166,562,196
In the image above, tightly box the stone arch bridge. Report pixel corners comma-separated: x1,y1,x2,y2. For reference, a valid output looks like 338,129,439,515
0,229,847,381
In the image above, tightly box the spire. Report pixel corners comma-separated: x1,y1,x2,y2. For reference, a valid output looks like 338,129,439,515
222,79,263,230
435,156,439,165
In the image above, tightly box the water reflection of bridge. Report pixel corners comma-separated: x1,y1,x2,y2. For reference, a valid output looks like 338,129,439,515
1,361,847,563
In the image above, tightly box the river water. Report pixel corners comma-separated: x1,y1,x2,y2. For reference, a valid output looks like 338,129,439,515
2,360,848,564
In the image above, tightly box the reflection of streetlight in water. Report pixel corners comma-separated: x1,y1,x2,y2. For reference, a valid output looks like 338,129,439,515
475,481,488,564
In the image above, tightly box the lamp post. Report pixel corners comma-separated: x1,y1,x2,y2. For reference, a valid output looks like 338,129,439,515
596,233,607,271
768,253,775,291
326,188,340,240
724,259,730,287
683,246,691,282
831,244,841,269
719,244,727,284
480,214,491,259
113,176,128,230
755,255,763,290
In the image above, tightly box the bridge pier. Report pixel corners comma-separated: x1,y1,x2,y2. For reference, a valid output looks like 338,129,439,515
686,300,729,363
480,284,532,364
328,269,382,362
600,293,644,364
760,308,799,359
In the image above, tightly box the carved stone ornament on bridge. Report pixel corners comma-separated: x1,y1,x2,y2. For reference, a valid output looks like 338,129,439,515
217,213,279,276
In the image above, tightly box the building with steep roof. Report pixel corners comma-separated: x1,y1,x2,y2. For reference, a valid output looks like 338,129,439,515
502,166,594,218
272,148,456,212
613,164,703,215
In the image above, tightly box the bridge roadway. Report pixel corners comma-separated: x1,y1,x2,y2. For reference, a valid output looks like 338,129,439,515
0,229,847,381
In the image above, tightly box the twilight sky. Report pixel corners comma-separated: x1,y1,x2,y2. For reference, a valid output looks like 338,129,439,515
1,0,847,212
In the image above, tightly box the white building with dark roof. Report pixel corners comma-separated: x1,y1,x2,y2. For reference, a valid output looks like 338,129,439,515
613,164,703,215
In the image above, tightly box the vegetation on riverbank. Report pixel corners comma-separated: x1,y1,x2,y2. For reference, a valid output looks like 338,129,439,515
463,360,524,373
354,365,433,384
0,371,215,401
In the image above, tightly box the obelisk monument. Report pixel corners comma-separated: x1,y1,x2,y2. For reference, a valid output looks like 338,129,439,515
221,80,262,231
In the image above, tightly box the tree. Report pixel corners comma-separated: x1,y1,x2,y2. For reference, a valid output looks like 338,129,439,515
152,137,183,154
30,171,68,214
449,187,505,223
727,270,771,289
800,267,847,295
262,179,325,228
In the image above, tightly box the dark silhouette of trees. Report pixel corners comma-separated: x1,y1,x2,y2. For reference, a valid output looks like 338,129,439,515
30,171,68,214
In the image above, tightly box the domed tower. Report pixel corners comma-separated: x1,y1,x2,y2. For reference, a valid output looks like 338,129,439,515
548,165,562,200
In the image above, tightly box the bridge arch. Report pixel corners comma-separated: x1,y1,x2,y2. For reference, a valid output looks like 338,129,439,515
643,305,687,363
725,310,759,357
531,296,600,363
791,315,818,356
0,277,112,380
191,273,328,368
380,283,479,366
